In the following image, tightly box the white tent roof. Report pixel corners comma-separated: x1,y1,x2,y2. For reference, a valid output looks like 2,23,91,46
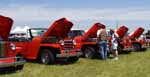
11,26,22,33
11,26,30,33
22,26,30,32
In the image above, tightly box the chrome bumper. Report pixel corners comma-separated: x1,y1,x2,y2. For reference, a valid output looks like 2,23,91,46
123,48,134,51
0,57,26,68
56,52,82,58
142,45,150,48
142,46,147,48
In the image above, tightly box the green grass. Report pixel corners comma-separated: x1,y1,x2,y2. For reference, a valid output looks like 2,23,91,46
1,49,150,77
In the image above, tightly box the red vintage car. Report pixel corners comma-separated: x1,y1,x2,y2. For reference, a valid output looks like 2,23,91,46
0,15,25,71
9,18,82,64
129,27,149,51
108,26,133,53
68,23,105,58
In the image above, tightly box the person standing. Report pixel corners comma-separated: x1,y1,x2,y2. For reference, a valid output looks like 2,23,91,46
110,29,119,60
97,26,108,60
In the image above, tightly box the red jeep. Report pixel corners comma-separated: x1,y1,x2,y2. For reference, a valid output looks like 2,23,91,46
0,15,25,71
68,23,105,58
109,26,133,53
129,27,148,51
9,18,82,64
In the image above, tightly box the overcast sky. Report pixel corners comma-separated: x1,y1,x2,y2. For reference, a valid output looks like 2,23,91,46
0,0,150,32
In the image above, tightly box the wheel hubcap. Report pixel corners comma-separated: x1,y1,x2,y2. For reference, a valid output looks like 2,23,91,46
134,45,140,50
42,53,49,64
85,50,92,58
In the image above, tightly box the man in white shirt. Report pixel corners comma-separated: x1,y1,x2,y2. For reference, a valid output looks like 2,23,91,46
109,29,119,60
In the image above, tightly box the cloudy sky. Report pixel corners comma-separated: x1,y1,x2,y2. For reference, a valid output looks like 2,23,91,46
0,0,150,32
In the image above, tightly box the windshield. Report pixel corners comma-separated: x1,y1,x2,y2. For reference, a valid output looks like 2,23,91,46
68,30,85,38
30,28,48,37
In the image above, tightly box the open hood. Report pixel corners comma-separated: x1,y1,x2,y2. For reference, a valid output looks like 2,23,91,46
115,26,128,38
0,15,13,40
82,23,105,39
43,18,73,38
129,27,144,39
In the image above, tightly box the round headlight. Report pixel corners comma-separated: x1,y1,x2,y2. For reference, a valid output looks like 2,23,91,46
60,40,64,45
10,43,16,50
73,40,76,45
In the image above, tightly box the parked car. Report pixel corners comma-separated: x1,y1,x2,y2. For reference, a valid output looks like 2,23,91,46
0,15,25,71
9,18,82,64
129,27,149,51
68,23,105,58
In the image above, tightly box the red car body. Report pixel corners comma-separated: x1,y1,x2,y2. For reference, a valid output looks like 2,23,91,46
129,27,149,51
109,26,133,53
0,15,25,70
9,18,82,64
68,23,105,58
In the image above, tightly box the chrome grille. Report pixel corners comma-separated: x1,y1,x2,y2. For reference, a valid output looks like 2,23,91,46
63,40,74,52
0,41,6,58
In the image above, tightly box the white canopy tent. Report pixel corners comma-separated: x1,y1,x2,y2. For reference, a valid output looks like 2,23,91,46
11,26,30,33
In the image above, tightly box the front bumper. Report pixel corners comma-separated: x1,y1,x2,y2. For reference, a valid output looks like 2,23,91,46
122,47,134,51
142,46,147,49
56,51,82,58
142,45,150,48
0,57,26,68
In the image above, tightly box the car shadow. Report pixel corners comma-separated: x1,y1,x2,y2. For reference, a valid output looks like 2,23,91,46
0,67,18,75
26,59,78,65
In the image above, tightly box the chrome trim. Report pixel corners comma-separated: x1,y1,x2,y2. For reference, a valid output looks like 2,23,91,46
123,48,134,51
56,52,82,58
0,57,26,68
